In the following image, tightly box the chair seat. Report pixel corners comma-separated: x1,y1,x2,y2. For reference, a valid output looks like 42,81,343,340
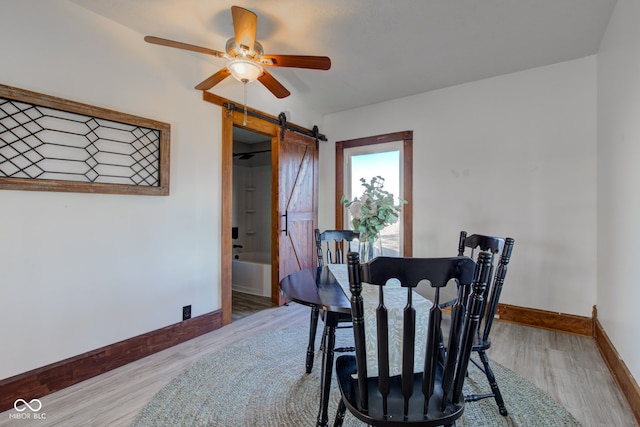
320,310,352,322
336,355,464,426
472,334,490,351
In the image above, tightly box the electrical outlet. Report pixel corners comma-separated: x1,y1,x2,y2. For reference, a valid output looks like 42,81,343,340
182,305,191,321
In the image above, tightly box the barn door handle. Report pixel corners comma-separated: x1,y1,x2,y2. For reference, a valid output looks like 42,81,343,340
281,211,288,236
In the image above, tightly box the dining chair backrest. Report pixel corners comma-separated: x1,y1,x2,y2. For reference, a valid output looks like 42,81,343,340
457,231,514,342
457,231,504,258
336,251,494,425
315,229,360,267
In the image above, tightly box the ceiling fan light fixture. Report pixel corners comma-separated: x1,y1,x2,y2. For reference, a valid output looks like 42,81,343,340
228,58,264,83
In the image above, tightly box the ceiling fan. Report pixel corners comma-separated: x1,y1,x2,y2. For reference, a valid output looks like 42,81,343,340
144,5,331,99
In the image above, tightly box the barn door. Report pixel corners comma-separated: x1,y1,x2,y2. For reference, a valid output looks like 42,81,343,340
272,129,318,305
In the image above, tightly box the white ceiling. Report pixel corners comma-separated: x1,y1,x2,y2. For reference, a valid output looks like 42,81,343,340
70,0,617,115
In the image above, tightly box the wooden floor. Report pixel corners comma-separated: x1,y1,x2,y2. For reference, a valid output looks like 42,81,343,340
231,290,274,322
1,299,636,427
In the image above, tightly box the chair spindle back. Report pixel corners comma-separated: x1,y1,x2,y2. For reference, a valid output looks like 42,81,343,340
315,229,360,267
345,251,494,423
458,231,515,341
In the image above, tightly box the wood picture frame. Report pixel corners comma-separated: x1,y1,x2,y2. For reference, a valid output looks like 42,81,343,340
0,84,170,196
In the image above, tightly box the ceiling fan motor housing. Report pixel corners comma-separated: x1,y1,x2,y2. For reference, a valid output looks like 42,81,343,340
225,38,263,61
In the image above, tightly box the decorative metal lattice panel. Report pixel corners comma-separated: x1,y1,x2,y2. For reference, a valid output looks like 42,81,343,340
0,84,170,195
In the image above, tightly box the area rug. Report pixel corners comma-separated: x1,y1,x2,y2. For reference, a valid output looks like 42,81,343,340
131,327,580,427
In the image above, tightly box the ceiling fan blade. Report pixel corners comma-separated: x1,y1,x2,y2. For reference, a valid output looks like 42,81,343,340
258,70,291,99
195,68,231,90
231,6,257,52
261,54,331,70
144,36,224,58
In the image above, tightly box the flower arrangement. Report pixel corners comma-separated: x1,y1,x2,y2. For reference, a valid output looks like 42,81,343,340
340,176,407,248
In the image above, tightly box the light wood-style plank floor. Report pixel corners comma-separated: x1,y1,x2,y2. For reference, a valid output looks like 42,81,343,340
1,300,636,426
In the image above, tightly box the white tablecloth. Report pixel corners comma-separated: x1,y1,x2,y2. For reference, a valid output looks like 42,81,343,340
327,264,433,377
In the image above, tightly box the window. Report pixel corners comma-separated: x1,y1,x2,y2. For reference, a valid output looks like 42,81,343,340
336,131,412,256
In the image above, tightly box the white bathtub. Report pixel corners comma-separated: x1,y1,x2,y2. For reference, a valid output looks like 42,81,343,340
232,252,272,297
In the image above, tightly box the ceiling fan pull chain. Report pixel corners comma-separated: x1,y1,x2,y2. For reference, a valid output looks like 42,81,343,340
243,80,248,126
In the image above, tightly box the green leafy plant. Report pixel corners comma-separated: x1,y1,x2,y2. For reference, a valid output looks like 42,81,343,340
340,176,407,244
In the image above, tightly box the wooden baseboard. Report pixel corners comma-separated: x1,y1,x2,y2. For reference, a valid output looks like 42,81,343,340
594,318,640,425
0,310,223,413
495,303,592,335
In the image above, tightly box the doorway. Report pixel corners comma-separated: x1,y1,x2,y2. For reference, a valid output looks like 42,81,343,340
231,127,274,320
220,106,279,325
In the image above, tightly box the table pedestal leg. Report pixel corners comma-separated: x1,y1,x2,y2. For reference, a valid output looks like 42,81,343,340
316,311,338,427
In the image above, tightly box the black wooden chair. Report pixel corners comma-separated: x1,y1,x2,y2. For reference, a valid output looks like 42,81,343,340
456,231,515,416
304,229,359,373
334,251,494,426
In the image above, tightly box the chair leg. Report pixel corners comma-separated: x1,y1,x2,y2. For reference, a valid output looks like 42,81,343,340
320,323,328,352
307,306,320,374
478,350,508,416
333,398,346,427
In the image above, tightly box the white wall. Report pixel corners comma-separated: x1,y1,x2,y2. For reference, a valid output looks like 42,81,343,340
597,0,640,384
321,56,598,317
0,0,319,380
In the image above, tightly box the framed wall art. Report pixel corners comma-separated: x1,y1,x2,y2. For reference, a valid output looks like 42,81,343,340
0,84,170,195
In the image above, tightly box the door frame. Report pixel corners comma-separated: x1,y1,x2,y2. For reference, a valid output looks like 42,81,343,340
221,107,278,325
210,92,322,325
